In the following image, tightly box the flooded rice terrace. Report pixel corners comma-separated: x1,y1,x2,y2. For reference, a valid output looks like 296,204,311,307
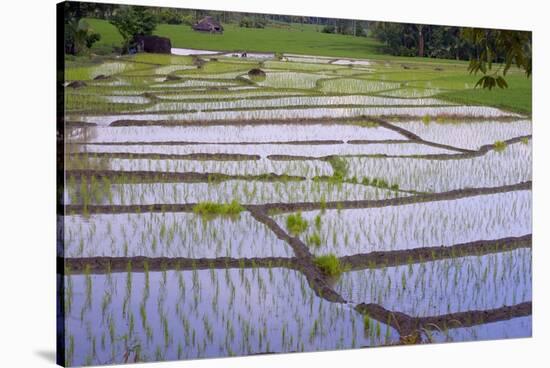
61,49,532,366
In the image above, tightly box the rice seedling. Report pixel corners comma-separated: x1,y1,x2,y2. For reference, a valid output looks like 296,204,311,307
75,104,518,126
314,214,322,231
144,95,450,113
320,195,327,212
66,334,75,366
320,78,399,94
343,142,531,192
286,212,309,235
306,232,322,247
393,119,531,150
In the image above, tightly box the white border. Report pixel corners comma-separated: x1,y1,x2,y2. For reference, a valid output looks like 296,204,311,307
1,0,548,367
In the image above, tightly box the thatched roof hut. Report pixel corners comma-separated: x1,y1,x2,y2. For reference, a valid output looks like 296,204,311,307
192,16,223,33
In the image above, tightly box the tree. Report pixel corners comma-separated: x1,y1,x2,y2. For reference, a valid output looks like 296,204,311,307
63,2,101,55
369,21,531,87
416,25,425,57
158,9,183,25
110,6,158,52
462,28,531,89
370,22,417,57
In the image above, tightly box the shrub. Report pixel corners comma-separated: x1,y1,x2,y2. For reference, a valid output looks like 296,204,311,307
314,254,342,277
286,212,308,235
158,9,183,24
321,25,336,34
181,15,195,26
239,17,267,28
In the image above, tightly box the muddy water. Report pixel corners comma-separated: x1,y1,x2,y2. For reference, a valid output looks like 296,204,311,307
171,48,220,55
429,316,531,343
92,157,333,177
64,212,294,258
273,190,531,256
64,180,409,207
66,124,405,143
72,142,454,158
335,248,531,315
62,48,532,365
72,105,521,126
393,119,532,150
344,141,532,192
64,268,398,366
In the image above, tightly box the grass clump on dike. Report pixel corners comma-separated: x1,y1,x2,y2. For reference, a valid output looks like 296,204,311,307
314,254,343,277
493,140,507,152
193,200,244,219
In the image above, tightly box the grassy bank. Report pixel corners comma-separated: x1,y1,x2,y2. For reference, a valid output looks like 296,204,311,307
436,76,532,115
86,18,383,58
80,18,531,114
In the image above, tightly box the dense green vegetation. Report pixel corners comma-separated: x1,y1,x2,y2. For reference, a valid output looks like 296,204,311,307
62,13,532,114
314,254,343,277
62,1,531,93
109,6,158,52
193,200,244,218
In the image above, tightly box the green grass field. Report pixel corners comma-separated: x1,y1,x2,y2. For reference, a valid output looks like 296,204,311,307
80,18,531,114
86,18,384,58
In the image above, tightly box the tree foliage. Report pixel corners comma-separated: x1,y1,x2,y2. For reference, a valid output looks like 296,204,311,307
239,17,267,29
157,9,184,25
370,22,531,89
63,2,101,55
369,22,472,59
63,3,532,90
462,28,531,90
110,6,158,51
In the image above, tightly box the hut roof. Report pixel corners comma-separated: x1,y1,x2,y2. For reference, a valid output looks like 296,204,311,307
193,16,223,32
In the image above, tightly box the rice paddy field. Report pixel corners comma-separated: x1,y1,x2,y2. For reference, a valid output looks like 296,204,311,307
61,48,532,366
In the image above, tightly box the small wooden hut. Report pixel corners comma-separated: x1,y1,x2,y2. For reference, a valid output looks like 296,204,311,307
192,16,224,33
